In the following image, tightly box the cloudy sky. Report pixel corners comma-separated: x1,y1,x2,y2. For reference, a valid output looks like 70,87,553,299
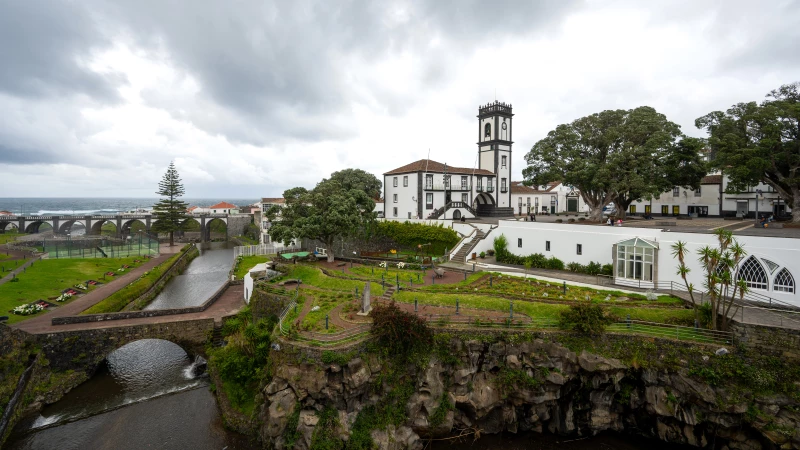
1,0,798,198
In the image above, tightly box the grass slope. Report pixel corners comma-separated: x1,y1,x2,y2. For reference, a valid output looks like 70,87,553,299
0,257,144,323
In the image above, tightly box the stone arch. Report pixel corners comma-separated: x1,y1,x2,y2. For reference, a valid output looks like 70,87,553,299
0,221,17,232
472,192,495,209
58,219,87,235
24,221,53,234
121,219,147,235
205,218,227,241
38,321,213,374
90,219,118,236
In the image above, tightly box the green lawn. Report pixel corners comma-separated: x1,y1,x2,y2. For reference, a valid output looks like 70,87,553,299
0,233,24,245
83,246,194,314
1,257,144,323
234,255,274,279
274,265,385,296
300,291,351,333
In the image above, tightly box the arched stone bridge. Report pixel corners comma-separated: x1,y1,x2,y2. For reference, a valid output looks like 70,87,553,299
0,214,230,242
35,318,215,374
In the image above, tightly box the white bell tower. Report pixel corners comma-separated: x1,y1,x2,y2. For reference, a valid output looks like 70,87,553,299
477,101,513,208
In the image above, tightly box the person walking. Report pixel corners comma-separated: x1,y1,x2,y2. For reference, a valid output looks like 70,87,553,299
607,218,612,226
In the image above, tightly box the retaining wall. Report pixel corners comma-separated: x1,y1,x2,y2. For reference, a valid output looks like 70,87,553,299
730,321,800,358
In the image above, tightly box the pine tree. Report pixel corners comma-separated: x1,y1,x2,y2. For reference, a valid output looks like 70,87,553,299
151,162,189,246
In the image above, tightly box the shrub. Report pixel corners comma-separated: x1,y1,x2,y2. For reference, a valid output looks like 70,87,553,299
585,261,602,276
486,249,495,257
558,303,611,334
370,301,433,358
555,219,563,223
545,256,564,270
567,262,583,272
376,221,459,255
568,218,576,223
479,251,486,258
601,264,613,276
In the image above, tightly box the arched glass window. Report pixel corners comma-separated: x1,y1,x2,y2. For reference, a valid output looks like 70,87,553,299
738,257,768,290
774,268,795,293
615,238,657,282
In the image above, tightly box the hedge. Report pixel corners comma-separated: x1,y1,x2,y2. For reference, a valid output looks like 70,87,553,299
375,221,460,255
493,234,613,276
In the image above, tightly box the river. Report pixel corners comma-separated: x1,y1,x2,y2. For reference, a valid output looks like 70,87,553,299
6,243,255,450
145,242,234,310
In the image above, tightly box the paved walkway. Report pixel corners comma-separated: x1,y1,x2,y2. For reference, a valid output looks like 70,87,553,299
15,284,245,334
11,244,186,333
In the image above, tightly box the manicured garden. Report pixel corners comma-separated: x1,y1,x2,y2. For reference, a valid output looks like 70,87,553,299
264,262,698,342
0,232,24,245
0,257,145,323
233,255,274,279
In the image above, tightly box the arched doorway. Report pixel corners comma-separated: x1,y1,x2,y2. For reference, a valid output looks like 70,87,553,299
452,210,462,220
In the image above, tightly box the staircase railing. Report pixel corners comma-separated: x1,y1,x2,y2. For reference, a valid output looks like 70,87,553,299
428,201,478,220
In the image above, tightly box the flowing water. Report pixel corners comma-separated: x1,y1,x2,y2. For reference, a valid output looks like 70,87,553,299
7,340,257,450
145,242,233,310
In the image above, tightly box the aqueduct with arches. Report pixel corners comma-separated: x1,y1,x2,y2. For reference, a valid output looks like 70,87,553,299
0,213,230,242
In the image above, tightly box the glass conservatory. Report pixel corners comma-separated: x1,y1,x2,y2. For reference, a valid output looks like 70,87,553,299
613,237,658,288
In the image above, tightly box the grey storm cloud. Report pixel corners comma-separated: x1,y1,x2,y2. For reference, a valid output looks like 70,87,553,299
0,1,121,101
24,0,580,145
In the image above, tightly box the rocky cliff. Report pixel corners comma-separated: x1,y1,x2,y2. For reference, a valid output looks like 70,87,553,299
259,334,800,450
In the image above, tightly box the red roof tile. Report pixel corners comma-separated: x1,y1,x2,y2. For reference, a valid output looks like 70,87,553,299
701,175,722,184
261,198,285,204
384,159,495,176
209,201,237,209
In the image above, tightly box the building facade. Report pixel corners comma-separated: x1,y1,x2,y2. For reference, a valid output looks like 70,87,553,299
510,182,588,215
630,175,723,217
469,220,800,306
383,101,516,220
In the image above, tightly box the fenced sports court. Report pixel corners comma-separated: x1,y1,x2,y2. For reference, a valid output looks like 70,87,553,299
37,234,160,259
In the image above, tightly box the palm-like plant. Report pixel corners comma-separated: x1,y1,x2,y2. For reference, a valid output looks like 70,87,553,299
671,241,699,323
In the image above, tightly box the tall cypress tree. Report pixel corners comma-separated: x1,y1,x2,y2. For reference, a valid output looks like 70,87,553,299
152,162,189,246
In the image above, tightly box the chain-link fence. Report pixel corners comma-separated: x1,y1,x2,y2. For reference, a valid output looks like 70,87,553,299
39,234,159,259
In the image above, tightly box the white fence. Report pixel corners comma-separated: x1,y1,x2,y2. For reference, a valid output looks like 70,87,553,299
233,244,300,258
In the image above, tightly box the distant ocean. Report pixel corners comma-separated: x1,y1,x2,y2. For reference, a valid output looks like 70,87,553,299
0,198,259,216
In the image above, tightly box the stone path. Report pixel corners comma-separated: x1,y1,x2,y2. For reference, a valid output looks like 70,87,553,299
16,284,245,334
10,244,227,334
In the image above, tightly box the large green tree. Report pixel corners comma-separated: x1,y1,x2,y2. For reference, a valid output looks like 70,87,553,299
151,162,189,246
696,82,800,222
523,107,705,221
266,169,380,262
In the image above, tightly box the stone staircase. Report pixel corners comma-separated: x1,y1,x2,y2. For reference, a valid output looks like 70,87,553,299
210,324,224,347
451,229,487,263
380,285,396,301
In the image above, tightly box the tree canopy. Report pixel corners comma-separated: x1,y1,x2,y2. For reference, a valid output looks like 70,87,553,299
151,161,189,246
696,82,800,222
523,107,706,220
266,168,380,262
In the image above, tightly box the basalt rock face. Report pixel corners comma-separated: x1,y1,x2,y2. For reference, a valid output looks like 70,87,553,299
259,338,800,450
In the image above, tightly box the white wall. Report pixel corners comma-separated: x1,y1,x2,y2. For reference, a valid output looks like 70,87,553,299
384,173,419,219
632,183,721,216
474,220,800,306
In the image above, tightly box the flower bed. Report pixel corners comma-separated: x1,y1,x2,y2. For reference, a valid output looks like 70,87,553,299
13,303,44,315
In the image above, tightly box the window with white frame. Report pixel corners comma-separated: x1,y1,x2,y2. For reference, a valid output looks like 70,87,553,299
403,176,408,187
393,177,398,187
488,178,493,191
426,193,433,209
738,257,768,290
577,244,582,255
501,178,507,192
518,238,522,248
393,194,397,203
426,174,433,189
501,155,507,168
695,186,701,197
673,187,680,197
476,177,482,190
526,197,531,206
461,193,468,203
545,241,550,251
393,207,398,217
461,176,468,189
774,268,795,293
615,238,657,282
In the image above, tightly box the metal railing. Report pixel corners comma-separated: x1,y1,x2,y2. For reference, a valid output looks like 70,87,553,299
233,244,284,258
607,320,733,345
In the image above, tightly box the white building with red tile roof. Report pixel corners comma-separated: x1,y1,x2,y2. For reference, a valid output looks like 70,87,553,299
383,101,516,220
